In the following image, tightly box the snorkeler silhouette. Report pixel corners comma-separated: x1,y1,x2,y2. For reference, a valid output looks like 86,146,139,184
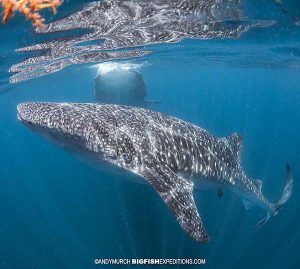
95,67,160,107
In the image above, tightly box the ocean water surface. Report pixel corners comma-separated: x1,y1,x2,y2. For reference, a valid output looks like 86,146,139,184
0,0,300,268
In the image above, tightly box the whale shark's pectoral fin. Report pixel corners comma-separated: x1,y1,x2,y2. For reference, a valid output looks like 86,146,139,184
139,157,209,242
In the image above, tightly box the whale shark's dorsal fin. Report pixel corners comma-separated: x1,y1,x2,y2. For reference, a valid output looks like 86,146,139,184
139,154,210,242
226,133,243,162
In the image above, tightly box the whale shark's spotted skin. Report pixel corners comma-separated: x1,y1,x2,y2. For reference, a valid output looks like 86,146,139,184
17,102,293,242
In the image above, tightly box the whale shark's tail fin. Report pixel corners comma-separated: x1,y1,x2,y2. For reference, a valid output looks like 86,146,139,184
273,163,293,215
255,163,293,230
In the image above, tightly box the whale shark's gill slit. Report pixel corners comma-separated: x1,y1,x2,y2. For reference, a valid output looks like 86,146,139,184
116,134,135,164
139,154,209,242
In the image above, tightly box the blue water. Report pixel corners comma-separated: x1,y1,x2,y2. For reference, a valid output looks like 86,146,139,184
1,0,300,268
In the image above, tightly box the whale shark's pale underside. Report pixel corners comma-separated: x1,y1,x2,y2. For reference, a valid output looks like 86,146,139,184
17,102,293,242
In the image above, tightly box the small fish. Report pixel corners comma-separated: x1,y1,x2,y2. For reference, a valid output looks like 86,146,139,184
217,189,224,198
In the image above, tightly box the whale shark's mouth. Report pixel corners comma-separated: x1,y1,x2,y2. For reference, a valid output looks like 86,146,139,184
17,103,39,128
17,102,51,130
16,111,21,122
17,103,30,123
17,102,58,125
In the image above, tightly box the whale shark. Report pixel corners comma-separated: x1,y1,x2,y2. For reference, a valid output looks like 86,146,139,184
17,102,293,242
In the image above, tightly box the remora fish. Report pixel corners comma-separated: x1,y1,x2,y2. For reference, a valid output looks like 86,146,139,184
17,102,293,242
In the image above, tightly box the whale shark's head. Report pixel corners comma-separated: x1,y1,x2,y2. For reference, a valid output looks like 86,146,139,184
17,102,119,159
18,102,58,127
17,102,79,135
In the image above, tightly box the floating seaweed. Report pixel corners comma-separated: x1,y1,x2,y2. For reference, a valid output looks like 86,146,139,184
0,0,63,27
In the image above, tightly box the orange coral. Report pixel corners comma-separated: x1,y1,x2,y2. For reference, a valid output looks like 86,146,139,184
0,0,63,28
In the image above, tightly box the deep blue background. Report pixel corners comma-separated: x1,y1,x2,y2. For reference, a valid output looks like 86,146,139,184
0,0,300,268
